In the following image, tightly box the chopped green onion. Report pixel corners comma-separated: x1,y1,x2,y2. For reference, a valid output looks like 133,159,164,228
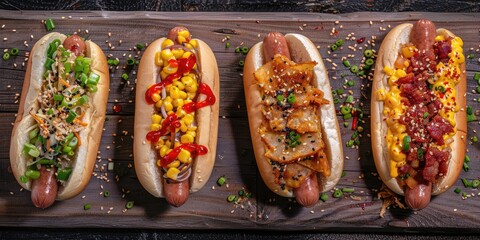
467,106,473,115
417,148,423,160
225,42,231,48
342,188,355,193
474,72,480,81
320,193,328,202
122,73,129,80
350,65,359,73
44,58,55,70
346,139,354,148
53,94,64,102
29,128,39,140
104,191,110,197
343,113,352,120
333,189,343,198
336,89,344,95
125,201,135,209
45,18,55,31
227,194,237,202
238,189,245,197
346,80,355,87
136,43,144,50
126,58,135,66
23,143,40,158
239,60,245,66
341,171,346,178
462,178,472,188
365,58,374,66
423,112,429,119
62,146,72,154
340,106,351,115
25,169,40,180
241,47,249,54
66,110,77,123
335,39,344,46
20,175,29,183
463,162,470,172
57,168,72,181
345,95,354,103
472,136,478,143
468,53,475,59
10,48,19,56
235,47,240,53
467,113,476,122
465,155,470,163
454,188,462,194
343,122,349,128
287,93,296,104
276,94,285,102
84,203,91,210
217,176,226,186
472,180,480,188
68,137,78,148
364,49,373,58
3,52,10,61
334,98,340,104
343,60,351,68
38,159,54,165
87,84,98,93
403,135,411,151
330,44,338,51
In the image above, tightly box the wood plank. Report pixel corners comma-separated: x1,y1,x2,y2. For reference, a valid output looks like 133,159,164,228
0,11,480,231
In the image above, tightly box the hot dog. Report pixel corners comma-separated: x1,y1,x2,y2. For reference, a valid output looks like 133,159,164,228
10,32,109,208
371,19,466,210
134,27,219,207
243,32,344,207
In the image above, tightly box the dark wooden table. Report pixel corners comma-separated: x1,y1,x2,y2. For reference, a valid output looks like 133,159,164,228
1,2,480,239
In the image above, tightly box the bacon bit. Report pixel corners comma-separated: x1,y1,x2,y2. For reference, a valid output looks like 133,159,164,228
59,77,70,88
73,131,82,146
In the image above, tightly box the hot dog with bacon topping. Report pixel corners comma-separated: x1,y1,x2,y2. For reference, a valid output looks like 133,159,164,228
10,32,109,208
371,19,467,210
134,27,219,207
243,32,343,207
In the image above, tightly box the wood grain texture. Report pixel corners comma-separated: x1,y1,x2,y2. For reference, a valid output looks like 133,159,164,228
0,11,480,233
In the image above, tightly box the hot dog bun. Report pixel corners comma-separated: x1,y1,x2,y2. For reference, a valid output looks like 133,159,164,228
134,36,219,198
10,32,109,200
243,33,343,198
371,23,466,197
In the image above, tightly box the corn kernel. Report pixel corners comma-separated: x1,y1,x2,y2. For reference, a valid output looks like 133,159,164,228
186,83,198,93
178,91,187,99
167,160,180,168
159,145,169,157
183,114,194,126
189,39,198,49
186,130,196,137
181,134,194,143
182,51,192,59
161,49,174,61
187,92,196,99
176,108,186,118
163,101,173,112
178,30,190,39
151,93,161,102
188,126,197,131
163,65,178,75
156,139,165,148
155,51,163,66
383,66,395,76
155,99,163,109
401,46,415,59
150,123,161,131
181,76,194,86
172,48,185,59
177,149,191,163
173,98,184,107
174,141,181,148
179,120,188,132
184,99,193,105
166,167,180,180
170,86,180,99
177,35,187,44
160,70,169,80
151,114,162,124
161,39,174,49
172,80,185,90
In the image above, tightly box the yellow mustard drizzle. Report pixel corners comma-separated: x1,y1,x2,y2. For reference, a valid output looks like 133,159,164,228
377,35,464,178
150,30,200,180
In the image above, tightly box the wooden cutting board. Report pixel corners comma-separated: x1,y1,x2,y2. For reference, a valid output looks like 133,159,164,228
0,11,479,231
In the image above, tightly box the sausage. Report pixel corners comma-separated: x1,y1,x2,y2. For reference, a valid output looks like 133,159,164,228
293,174,320,207
163,180,189,207
263,32,291,61
402,19,436,209
63,34,86,56
167,26,189,44
158,27,193,207
405,182,432,210
263,32,319,207
31,166,58,209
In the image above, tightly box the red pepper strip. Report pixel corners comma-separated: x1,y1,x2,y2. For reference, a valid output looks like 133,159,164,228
351,109,359,130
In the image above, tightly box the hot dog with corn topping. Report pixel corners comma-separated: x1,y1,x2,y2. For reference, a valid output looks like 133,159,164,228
371,19,467,210
134,27,219,207
10,32,109,208
243,32,343,207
